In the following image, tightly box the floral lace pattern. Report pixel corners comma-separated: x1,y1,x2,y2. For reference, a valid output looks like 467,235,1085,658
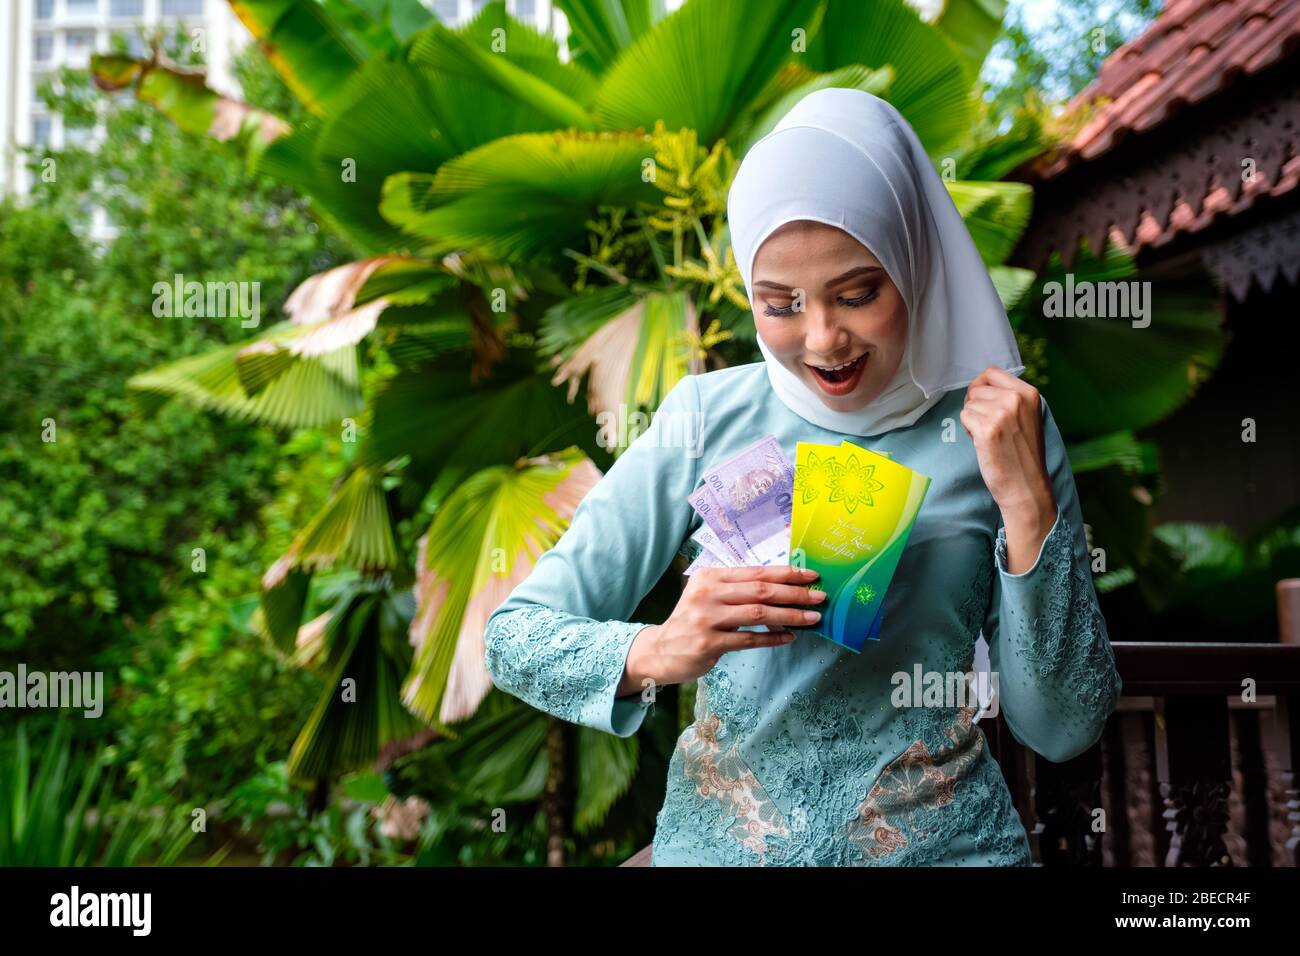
849,706,995,862
651,675,789,864
857,705,1032,866
995,511,1122,719
652,668,1032,866
483,604,652,733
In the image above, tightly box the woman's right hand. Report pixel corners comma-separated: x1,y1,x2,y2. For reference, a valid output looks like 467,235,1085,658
618,565,825,697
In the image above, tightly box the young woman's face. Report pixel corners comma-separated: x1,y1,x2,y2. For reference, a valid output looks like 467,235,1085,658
750,220,907,412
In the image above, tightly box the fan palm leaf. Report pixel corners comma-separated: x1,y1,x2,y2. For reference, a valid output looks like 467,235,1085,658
127,327,363,429
380,131,657,261
1013,246,1226,439
932,0,1007,83
592,0,821,145
403,448,602,724
264,466,403,580
287,587,426,780
804,0,972,155
550,288,699,422
229,0,369,116
554,0,667,74
945,179,1033,266
90,53,289,166
360,358,602,494
408,4,598,130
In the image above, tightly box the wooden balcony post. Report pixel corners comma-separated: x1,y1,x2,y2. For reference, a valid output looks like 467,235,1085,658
1034,744,1105,866
1153,694,1232,866
1274,692,1300,867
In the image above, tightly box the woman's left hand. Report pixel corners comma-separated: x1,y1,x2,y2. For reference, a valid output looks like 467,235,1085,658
960,367,1058,569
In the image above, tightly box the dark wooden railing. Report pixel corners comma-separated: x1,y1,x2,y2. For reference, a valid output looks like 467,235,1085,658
994,641,1300,866
621,639,1300,867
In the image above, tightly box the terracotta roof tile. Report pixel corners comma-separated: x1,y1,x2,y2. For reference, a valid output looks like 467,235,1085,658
1016,0,1300,267
1040,0,1300,177
1125,151,1300,253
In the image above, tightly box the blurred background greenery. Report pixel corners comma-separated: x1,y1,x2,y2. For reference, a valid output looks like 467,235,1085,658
7,0,1291,868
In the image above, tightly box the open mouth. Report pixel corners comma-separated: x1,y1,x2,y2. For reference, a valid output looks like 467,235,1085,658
806,352,868,396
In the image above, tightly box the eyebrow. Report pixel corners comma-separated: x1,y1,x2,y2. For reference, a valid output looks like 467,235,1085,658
752,265,883,292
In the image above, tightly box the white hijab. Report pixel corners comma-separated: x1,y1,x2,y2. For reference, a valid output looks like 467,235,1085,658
727,87,1024,436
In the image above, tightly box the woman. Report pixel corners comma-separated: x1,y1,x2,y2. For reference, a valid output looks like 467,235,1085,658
484,88,1122,866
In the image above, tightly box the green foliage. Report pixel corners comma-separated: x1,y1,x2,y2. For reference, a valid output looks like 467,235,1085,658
0,40,350,814
224,759,411,865
1154,511,1300,630
0,722,198,866
1011,244,1225,440
983,0,1161,119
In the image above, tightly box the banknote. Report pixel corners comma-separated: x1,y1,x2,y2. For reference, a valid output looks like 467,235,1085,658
698,436,794,555
684,546,726,576
690,522,735,565
683,527,788,574
687,482,756,565
686,437,797,566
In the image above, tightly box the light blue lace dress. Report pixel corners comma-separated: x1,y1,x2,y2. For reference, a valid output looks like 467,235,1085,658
484,363,1122,866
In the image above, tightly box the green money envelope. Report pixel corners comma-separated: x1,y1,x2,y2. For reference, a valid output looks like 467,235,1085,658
790,440,931,652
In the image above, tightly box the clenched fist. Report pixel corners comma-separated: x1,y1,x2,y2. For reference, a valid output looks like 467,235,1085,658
960,366,1059,574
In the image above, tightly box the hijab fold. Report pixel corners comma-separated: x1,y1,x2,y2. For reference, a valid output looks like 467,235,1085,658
726,88,1024,437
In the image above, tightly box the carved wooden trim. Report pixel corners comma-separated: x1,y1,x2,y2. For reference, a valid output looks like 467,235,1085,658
1154,695,1234,866
1200,200,1300,301
1016,61,1300,280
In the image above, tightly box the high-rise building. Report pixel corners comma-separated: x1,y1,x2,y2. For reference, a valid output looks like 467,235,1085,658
0,1,576,202
0,0,254,198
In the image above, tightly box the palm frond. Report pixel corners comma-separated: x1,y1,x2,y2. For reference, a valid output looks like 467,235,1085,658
805,0,973,155
593,0,822,144
408,4,597,129
1014,248,1227,438
288,588,427,780
272,466,404,577
554,0,667,73
403,449,602,724
946,179,1033,266
381,131,656,262
931,0,1007,82
229,0,368,116
551,289,698,421
127,327,363,429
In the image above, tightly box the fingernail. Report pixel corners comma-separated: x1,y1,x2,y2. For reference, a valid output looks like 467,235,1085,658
803,610,821,623
809,589,827,602
783,633,797,643
802,568,818,579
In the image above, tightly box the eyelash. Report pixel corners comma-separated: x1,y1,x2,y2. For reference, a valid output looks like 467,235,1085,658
762,290,878,317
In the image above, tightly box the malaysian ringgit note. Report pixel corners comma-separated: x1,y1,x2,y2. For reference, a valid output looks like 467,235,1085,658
685,437,794,571
695,436,794,555
686,483,753,565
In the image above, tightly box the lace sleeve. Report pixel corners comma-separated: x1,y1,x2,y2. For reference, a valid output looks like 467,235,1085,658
484,606,655,737
483,375,702,737
984,397,1122,763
